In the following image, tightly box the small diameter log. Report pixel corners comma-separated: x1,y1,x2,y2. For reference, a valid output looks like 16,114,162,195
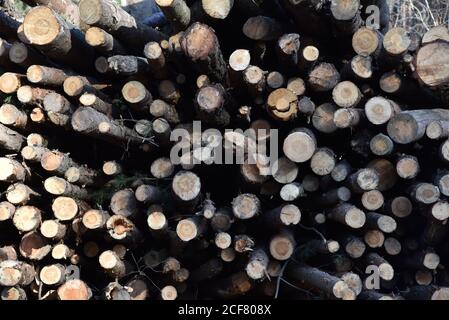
271,157,298,184
269,230,296,261
150,100,180,125
57,279,92,300
52,196,89,221
342,236,366,259
211,208,233,232
144,42,168,79
280,183,305,202
135,184,161,204
0,103,28,130
110,189,137,218
341,272,362,297
308,63,340,92
180,22,227,82
79,93,113,116
221,248,236,262
122,81,153,113
367,159,397,192
388,196,413,218
332,81,362,108
383,27,411,58
26,133,47,147
155,0,190,30
0,124,25,151
147,207,168,235
0,72,22,94
352,27,382,57
44,177,90,200
365,96,400,125
0,260,35,287
267,72,286,92
312,103,338,133
409,183,440,205
151,157,174,179
158,80,181,105
426,120,449,140
63,76,98,98
106,215,142,243
17,86,51,107
384,237,402,256
396,155,420,179
99,250,126,279
29,108,45,124
370,133,394,156
366,212,397,233
310,148,336,176
330,0,361,35
329,203,366,229
243,16,282,41
364,230,385,248
246,248,269,280
347,168,379,193
0,202,15,222
23,7,95,71
43,92,73,115
266,88,298,121
287,78,306,97
388,109,449,144
287,264,356,300
40,264,66,286
215,232,232,249
6,183,40,205
176,217,205,242
41,150,79,176
161,285,177,300
102,161,122,177
277,33,300,68
65,166,100,186
264,204,301,229
365,252,394,281
79,0,166,50
243,65,266,104
9,42,45,68
283,127,316,163
232,193,261,220
106,55,150,76
0,157,27,182
202,0,234,20
234,234,255,253
333,108,363,129
317,187,351,206
26,65,69,86
52,243,74,260
361,190,384,211
1,287,27,300
82,209,110,230
13,205,42,232
346,55,373,80
172,171,201,212
85,27,126,55
19,231,51,261
195,84,230,127
71,107,145,145
404,249,441,271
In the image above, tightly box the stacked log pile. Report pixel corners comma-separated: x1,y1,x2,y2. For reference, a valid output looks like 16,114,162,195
1,0,449,300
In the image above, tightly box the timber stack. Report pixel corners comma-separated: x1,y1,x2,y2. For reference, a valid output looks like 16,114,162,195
0,0,449,301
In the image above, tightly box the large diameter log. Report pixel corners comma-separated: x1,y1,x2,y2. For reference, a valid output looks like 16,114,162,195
79,0,166,50
0,123,25,152
172,171,201,212
287,264,356,300
388,109,449,144
23,6,95,72
180,22,227,82
416,41,449,88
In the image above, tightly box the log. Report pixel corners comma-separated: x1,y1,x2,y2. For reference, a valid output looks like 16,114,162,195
308,63,340,92
85,27,126,55
121,81,153,113
0,72,22,94
243,16,282,41
0,158,27,182
26,65,69,86
195,83,230,127
0,103,28,130
23,6,95,72
329,203,366,229
155,0,190,30
180,23,227,82
44,176,90,199
79,0,166,50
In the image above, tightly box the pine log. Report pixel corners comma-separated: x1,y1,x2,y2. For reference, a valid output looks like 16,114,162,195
44,177,90,199
85,27,126,55
26,65,69,87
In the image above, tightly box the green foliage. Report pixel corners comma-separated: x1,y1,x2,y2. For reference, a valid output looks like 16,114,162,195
91,174,139,207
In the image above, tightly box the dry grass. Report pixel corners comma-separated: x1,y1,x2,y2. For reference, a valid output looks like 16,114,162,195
388,0,449,35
